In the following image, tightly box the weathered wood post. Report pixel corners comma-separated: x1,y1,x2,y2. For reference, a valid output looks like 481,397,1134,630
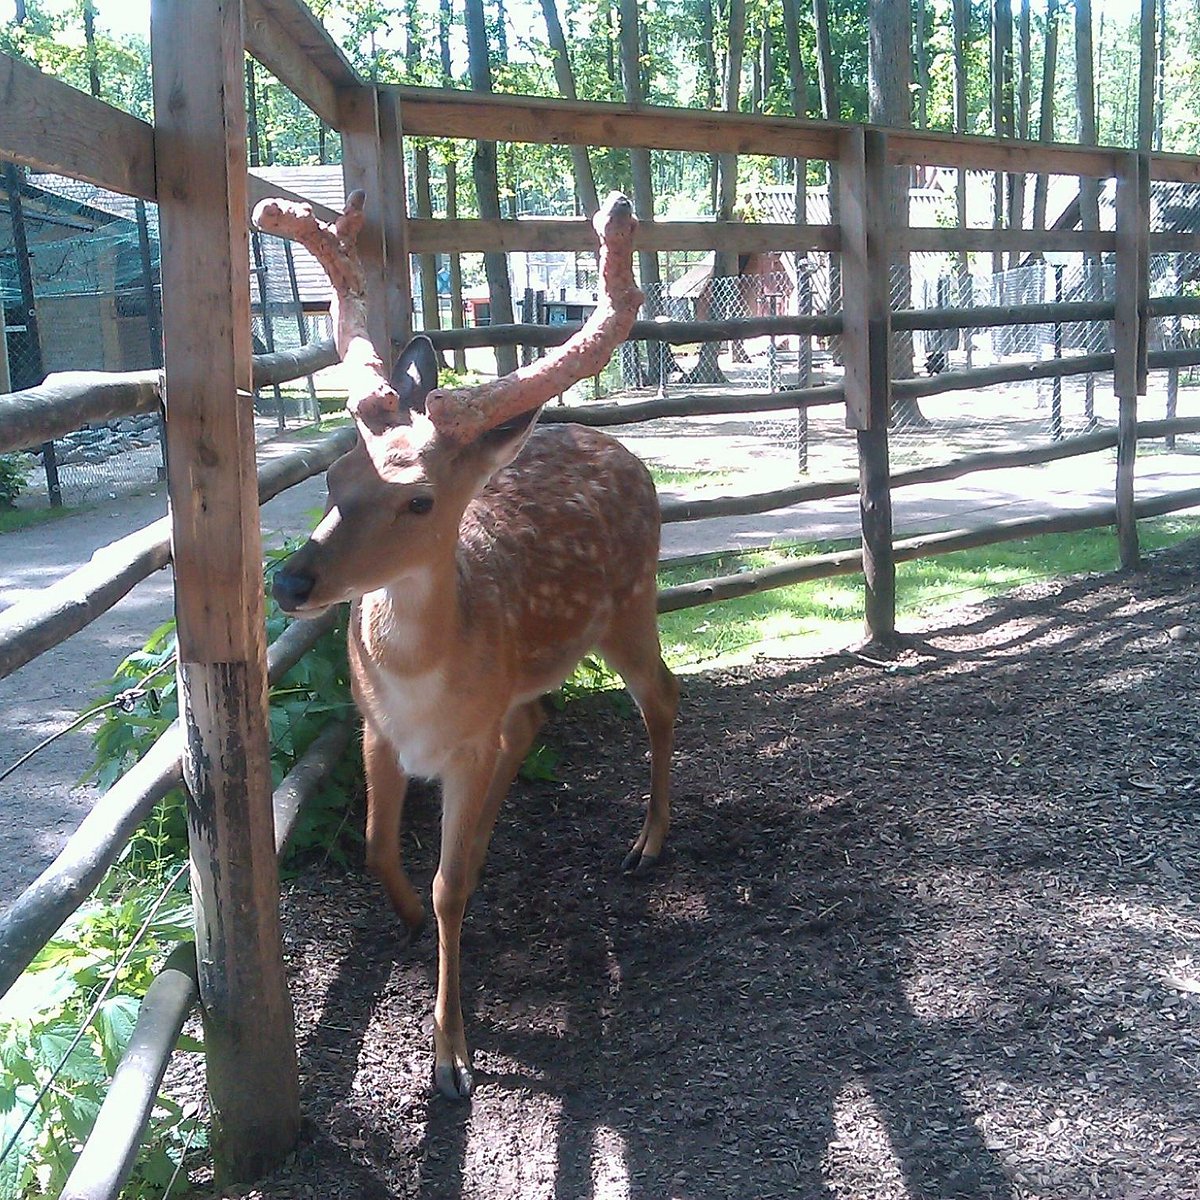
150,0,299,1182
339,84,413,367
1114,151,1149,570
840,126,896,644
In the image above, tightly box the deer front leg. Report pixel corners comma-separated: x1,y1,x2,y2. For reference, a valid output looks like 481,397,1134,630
363,720,426,940
432,741,502,1100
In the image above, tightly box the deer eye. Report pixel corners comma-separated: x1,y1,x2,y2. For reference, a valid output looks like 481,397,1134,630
408,494,434,516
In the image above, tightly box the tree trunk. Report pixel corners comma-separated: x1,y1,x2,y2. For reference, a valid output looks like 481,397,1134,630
1031,0,1059,235
813,0,841,328
687,0,745,384
618,0,660,386
83,0,101,98
1076,0,1100,422
438,0,466,371
992,0,1014,279
1008,0,1031,268
464,0,517,374
538,0,599,216
953,0,972,365
1137,0,1156,152
869,0,921,423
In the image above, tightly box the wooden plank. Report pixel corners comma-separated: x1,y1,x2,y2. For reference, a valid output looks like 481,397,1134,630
377,89,414,351
150,0,299,1183
242,0,358,128
406,216,840,255
0,51,156,198
839,127,895,642
890,131,1119,178
1113,151,1149,570
897,226,1115,254
391,85,843,159
1149,231,1200,254
339,87,393,360
391,84,1142,178
838,127,891,432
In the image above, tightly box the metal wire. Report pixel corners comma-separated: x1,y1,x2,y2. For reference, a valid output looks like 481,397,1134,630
0,860,191,1174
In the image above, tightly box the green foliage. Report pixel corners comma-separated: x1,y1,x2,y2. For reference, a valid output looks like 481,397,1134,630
0,455,32,510
86,544,360,871
0,874,203,1199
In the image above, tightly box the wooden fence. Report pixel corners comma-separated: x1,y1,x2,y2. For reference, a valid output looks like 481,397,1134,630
2,0,1200,1194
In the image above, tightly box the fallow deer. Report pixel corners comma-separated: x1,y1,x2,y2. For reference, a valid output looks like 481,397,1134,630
254,191,678,1100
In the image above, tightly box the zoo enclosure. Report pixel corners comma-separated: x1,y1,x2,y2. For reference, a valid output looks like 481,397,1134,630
3,0,1200,1194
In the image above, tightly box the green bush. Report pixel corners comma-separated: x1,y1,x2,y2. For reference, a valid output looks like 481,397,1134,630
0,454,32,509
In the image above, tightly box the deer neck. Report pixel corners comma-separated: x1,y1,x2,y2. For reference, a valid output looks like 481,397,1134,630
358,550,463,679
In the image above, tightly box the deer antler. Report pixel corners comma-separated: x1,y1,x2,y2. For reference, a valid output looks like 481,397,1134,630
252,191,643,442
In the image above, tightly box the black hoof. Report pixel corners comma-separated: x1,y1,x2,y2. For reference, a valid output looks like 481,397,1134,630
434,1061,474,1101
621,847,664,876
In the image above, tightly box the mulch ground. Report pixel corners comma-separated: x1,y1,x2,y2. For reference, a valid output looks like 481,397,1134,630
203,541,1200,1200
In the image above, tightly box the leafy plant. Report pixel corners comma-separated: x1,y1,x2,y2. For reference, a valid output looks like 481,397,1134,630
0,455,32,510
0,873,203,1199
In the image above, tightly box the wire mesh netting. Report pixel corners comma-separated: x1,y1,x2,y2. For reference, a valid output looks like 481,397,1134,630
3,172,324,510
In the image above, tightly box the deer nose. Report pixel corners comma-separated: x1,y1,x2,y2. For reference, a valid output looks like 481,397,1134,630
272,568,315,612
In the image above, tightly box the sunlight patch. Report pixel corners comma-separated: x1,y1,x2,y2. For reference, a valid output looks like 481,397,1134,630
590,1123,631,1199
821,1075,908,1195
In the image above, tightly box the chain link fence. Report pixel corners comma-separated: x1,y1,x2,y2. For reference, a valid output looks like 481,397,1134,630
3,172,322,512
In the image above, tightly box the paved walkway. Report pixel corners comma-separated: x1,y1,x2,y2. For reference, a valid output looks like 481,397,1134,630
2,414,1198,908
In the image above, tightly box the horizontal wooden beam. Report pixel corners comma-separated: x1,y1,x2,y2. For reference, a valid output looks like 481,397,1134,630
392,86,842,158
406,216,840,255
897,227,1116,254
243,0,359,128
392,85,1148,179
889,132,1120,178
0,51,156,198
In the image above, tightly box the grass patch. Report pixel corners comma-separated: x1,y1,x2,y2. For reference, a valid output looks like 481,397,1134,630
649,466,736,490
0,504,75,534
657,515,1200,670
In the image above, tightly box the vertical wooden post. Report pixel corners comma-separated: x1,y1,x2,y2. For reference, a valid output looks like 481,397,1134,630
151,0,299,1184
339,85,412,367
377,88,414,351
1114,152,1149,570
840,127,896,644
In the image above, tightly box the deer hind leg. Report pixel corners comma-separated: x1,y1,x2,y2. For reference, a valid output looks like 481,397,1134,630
599,610,679,875
431,740,506,1101
362,719,426,941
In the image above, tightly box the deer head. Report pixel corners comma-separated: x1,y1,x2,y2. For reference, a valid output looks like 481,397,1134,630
253,190,643,617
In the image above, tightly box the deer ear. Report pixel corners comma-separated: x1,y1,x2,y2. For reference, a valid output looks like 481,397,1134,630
390,335,440,413
471,405,543,475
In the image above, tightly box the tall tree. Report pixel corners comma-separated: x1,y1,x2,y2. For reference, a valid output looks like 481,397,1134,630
438,0,467,372
1031,0,1059,234
537,0,599,216
406,2,440,337
464,0,517,374
617,0,662,334
1007,0,1031,266
813,0,841,320
686,0,745,384
1076,0,1100,421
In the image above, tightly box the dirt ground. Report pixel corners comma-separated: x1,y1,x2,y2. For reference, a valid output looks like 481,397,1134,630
183,541,1200,1200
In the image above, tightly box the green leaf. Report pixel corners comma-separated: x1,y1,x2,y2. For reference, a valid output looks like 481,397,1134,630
94,995,140,1073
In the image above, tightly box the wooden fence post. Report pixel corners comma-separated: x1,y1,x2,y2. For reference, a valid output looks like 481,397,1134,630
339,84,413,366
150,0,299,1183
840,126,896,644
1114,151,1150,570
